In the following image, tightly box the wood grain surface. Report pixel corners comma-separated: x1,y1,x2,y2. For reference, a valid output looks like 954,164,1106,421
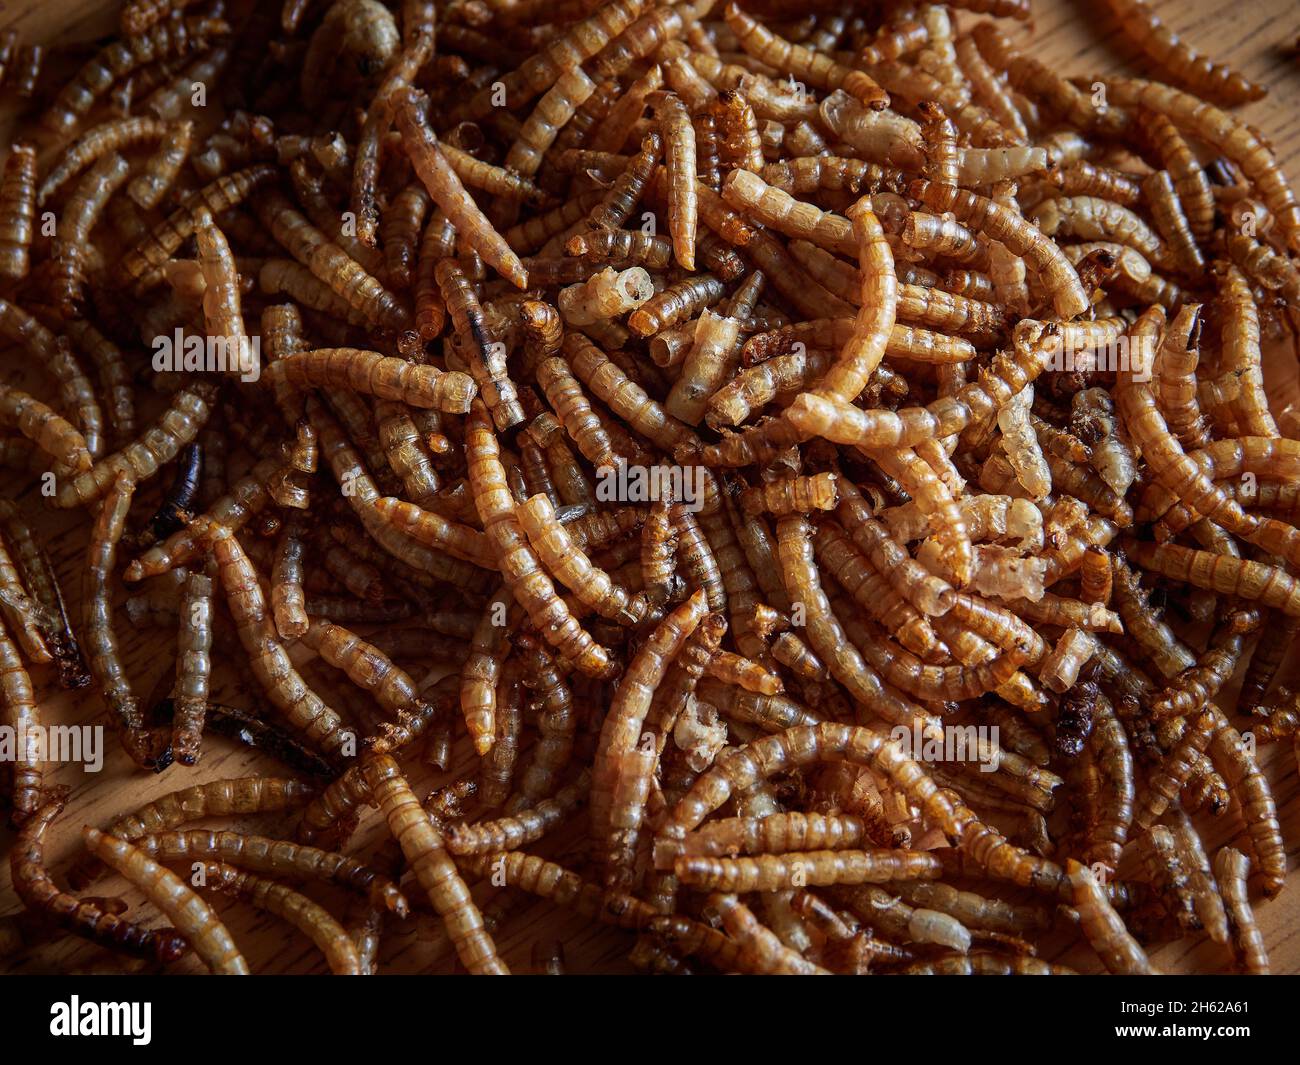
2,0,1300,975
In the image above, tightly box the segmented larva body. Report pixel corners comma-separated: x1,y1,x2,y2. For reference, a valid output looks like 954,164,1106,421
739,473,839,517
910,180,1090,319
0,616,41,824
466,401,616,678
363,755,508,974
1123,539,1300,617
83,828,248,974
725,4,886,111
566,229,673,270
564,332,700,454
378,184,430,292
397,89,528,289
0,540,52,676
1102,78,1300,253
301,618,421,717
435,259,524,428
706,893,830,975
43,16,231,136
658,722,1064,894
83,473,158,768
54,380,217,509
11,801,188,963
125,448,286,580
118,164,277,290
266,348,476,413
1214,846,1269,974
1105,0,1265,104
258,260,369,326
629,274,726,338
121,118,191,209
506,66,598,183
194,861,362,975
201,520,352,760
645,90,698,270
721,169,856,258
170,571,213,766
254,189,411,331
900,953,1074,975
1205,713,1286,897
371,496,493,567
0,144,35,279
0,386,93,475
48,152,130,317
442,144,550,208
126,828,407,916
677,848,944,893
678,810,899,858
593,589,709,889
192,209,253,378
1067,858,1157,974
518,493,648,625
448,770,589,855
71,776,318,889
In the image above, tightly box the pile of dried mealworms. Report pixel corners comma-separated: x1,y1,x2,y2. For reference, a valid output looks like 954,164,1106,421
0,0,1298,975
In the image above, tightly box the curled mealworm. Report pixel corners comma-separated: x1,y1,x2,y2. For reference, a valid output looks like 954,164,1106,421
12,799,188,963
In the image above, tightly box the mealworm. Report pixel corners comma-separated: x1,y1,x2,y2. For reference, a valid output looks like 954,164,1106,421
726,4,885,111
0,611,42,824
12,799,188,963
396,88,528,288
594,589,709,888
267,348,475,413
676,853,941,894
642,90,698,270
194,860,361,975
466,400,616,677
0,144,35,280
1205,711,1286,897
82,472,162,768
70,775,318,890
1122,539,1300,617
703,892,828,975
1105,0,1265,104
128,827,407,918
167,571,212,766
0,385,93,476
364,754,507,974
1102,78,1299,253
1213,847,1269,974
200,519,352,760
83,828,248,974
44,16,230,136
1067,858,1157,974
118,164,276,290
254,189,411,331
54,380,217,509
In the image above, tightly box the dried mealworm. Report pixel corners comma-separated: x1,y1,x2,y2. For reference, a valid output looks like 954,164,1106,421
83,827,248,974
397,88,527,288
364,754,507,974
1213,847,1269,974
12,800,188,963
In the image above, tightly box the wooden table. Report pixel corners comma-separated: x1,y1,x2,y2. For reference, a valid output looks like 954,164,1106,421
2,0,1300,975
